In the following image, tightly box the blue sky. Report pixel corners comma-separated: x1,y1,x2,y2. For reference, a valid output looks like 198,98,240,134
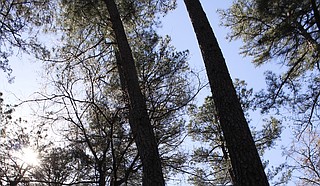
0,0,295,185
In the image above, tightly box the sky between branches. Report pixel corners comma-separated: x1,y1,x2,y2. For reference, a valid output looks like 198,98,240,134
0,0,292,185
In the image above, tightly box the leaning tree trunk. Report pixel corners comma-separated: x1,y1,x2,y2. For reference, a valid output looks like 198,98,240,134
183,0,269,185
103,0,165,185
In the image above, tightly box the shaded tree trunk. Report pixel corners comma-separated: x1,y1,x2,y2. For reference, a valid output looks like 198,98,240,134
183,0,269,185
103,0,165,185
98,162,107,186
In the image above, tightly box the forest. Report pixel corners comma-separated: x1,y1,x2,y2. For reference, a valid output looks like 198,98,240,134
0,0,319,185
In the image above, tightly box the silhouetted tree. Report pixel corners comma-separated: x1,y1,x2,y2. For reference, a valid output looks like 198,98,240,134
183,0,269,185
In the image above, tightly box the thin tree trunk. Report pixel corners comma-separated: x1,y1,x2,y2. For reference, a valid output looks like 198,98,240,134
103,0,165,185
183,0,269,185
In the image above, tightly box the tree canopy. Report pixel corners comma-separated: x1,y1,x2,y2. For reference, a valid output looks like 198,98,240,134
1,0,319,185
0,0,53,81
220,0,320,184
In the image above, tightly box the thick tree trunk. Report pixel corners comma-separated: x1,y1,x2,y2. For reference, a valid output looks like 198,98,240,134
103,0,165,185
183,0,269,185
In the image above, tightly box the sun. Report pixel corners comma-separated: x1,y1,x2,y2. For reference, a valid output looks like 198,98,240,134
19,147,40,166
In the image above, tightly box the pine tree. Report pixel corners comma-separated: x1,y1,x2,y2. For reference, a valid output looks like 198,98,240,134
183,0,269,185
103,1,165,184
33,0,196,185
188,80,282,185
220,0,320,184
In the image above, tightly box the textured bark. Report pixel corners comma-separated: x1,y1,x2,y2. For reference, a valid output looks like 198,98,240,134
103,0,165,185
183,0,269,185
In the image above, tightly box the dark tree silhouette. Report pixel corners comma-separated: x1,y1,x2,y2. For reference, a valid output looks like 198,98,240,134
183,0,269,185
103,0,165,185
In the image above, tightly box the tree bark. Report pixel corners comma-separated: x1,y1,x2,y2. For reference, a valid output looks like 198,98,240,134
103,0,165,185
183,0,269,185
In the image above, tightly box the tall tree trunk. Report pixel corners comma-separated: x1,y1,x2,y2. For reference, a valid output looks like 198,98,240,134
103,0,165,185
183,0,269,185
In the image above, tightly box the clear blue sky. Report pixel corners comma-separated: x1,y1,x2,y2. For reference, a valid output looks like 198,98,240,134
0,0,294,185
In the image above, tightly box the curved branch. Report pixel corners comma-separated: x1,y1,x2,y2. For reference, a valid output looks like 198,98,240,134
270,51,308,107
308,91,320,125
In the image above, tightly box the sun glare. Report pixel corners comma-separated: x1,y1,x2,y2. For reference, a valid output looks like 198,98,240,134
19,147,40,166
